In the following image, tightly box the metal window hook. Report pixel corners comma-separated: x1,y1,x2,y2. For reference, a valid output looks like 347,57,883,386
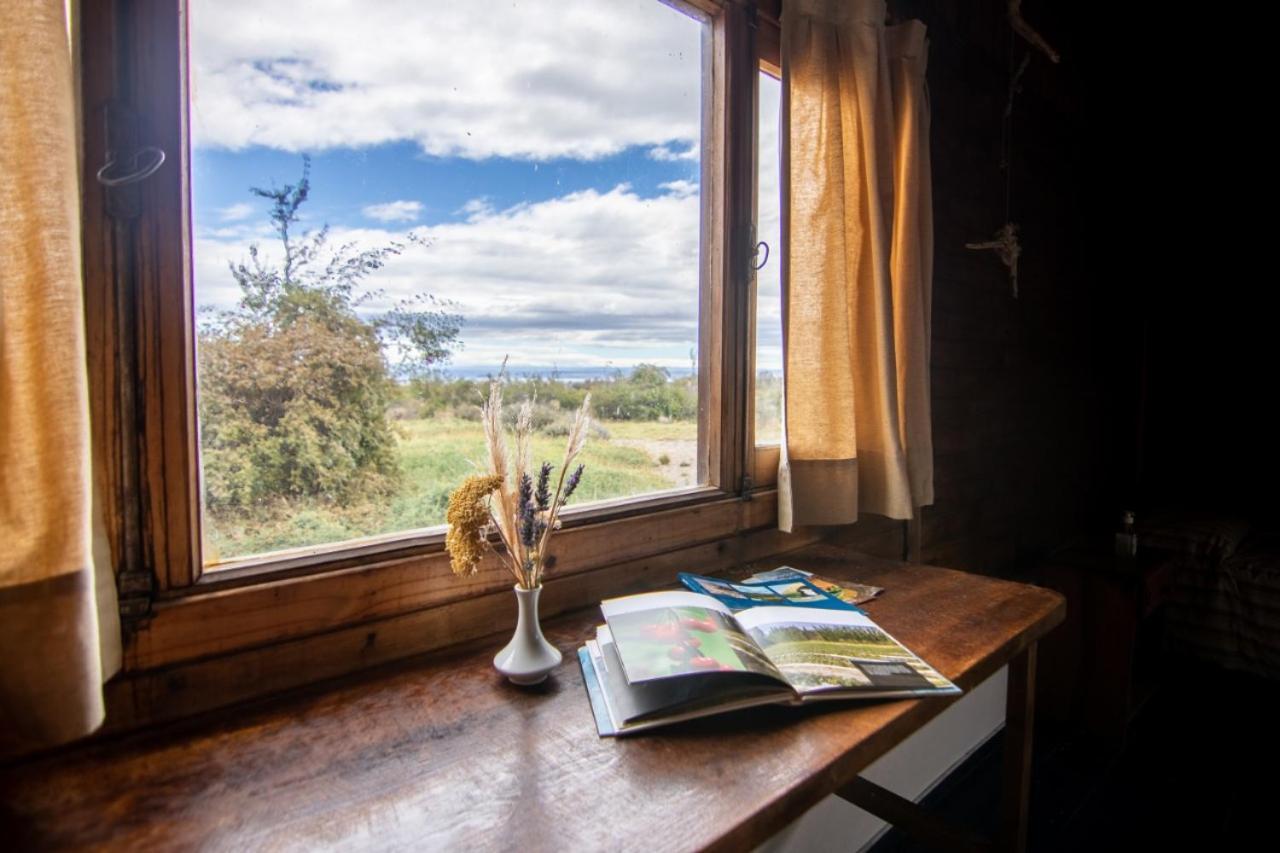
752,240,770,272
96,145,166,188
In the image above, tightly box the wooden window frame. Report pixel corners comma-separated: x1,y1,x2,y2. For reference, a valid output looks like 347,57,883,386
80,0,786,711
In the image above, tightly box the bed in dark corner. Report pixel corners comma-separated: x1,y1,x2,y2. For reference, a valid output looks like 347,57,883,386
1139,511,1280,680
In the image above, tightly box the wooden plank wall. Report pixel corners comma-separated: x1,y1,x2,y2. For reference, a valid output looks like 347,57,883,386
101,510,904,732
893,1,1106,577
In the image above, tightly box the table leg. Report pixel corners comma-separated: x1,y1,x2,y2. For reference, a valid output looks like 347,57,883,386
999,643,1037,853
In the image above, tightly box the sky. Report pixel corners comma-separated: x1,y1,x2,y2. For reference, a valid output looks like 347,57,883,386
189,0,781,375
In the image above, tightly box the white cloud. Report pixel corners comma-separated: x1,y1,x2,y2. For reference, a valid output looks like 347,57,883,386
362,200,423,223
648,142,699,162
458,198,494,220
659,179,698,199
194,182,702,369
188,0,704,161
217,202,256,222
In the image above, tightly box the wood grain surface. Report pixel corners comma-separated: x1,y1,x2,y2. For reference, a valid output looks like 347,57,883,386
0,545,1063,852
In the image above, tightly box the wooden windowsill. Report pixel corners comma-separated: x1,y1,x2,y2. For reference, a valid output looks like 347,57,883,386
1,543,1064,851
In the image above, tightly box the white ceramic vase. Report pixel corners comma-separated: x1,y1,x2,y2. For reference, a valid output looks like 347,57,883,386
493,584,562,685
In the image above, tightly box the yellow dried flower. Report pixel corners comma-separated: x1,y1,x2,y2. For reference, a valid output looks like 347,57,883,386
445,474,503,576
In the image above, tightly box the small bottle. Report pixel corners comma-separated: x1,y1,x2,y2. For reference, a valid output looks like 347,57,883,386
1115,510,1137,557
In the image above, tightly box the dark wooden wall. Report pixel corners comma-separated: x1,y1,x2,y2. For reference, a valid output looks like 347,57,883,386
1138,295,1278,517
889,1,1114,575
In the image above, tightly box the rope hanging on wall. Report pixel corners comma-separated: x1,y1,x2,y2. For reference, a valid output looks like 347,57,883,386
965,0,1060,299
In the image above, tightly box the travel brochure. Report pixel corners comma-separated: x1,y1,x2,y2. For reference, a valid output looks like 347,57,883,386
579,582,958,736
740,565,883,607
677,568,880,612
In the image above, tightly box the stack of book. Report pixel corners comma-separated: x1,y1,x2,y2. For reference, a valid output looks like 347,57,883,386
579,567,960,736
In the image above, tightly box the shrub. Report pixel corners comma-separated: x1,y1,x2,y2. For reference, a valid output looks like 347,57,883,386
413,363,696,426
199,157,461,511
587,364,696,421
200,314,400,509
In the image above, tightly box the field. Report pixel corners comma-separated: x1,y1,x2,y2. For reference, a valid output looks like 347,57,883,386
203,415,697,563
749,622,951,691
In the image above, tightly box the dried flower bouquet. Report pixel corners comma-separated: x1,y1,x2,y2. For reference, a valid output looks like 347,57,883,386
446,377,590,590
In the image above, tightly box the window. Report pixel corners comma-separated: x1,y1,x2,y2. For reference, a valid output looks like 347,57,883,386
755,69,783,446
80,0,771,692
187,0,710,565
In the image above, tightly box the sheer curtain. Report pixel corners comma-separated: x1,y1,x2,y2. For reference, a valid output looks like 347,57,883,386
1,0,121,753
778,0,934,531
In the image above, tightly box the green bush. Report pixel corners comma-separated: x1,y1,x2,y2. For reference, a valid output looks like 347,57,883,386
413,363,696,425
587,364,696,421
199,158,460,511
200,313,399,509
411,374,483,417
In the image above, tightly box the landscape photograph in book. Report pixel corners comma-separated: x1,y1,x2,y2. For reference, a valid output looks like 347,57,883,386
694,578,784,604
766,581,825,603
691,579,752,601
607,606,775,680
748,622,948,691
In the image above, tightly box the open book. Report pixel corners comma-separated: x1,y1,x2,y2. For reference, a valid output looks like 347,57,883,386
579,590,960,736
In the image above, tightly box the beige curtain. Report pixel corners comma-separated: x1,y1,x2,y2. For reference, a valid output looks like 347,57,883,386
1,0,121,753
778,0,934,531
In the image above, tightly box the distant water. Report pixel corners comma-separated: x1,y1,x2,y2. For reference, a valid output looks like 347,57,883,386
408,365,783,383
427,365,696,383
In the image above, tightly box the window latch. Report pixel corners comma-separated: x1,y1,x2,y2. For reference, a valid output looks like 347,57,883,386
752,240,770,271
97,145,166,188
98,100,166,220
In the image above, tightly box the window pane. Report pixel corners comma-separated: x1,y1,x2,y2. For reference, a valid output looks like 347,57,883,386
755,72,782,445
189,0,706,564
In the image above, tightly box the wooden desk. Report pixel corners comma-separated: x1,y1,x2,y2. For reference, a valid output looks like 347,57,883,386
0,545,1063,852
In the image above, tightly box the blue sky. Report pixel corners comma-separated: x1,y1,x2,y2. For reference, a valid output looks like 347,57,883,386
188,0,780,374
192,141,701,233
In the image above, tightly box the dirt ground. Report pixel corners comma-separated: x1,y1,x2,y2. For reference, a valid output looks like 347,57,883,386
612,438,698,488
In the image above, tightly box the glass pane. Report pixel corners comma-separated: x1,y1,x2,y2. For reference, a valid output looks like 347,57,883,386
189,0,706,564
755,72,782,444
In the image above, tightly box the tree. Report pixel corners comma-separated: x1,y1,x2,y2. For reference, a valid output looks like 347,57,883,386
199,156,461,511
589,363,696,421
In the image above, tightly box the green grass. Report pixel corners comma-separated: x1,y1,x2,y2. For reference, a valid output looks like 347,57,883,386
603,419,697,441
203,415,694,562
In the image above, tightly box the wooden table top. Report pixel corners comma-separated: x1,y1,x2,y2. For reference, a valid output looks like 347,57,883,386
0,544,1064,852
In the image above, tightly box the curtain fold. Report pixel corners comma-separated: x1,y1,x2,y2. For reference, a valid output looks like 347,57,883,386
778,0,934,531
1,0,120,753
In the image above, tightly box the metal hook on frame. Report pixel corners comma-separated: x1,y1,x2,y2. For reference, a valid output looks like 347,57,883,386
752,240,770,272
96,145,166,188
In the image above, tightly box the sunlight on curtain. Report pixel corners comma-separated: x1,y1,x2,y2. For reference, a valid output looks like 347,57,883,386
778,0,934,531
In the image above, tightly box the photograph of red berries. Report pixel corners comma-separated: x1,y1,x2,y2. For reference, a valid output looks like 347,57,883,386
607,606,777,682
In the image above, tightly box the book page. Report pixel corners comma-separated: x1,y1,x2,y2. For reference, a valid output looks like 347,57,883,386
587,634,791,731
601,590,732,618
735,607,958,695
600,591,786,684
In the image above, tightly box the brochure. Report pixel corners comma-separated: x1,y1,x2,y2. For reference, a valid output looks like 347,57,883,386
743,565,884,606
677,571,862,612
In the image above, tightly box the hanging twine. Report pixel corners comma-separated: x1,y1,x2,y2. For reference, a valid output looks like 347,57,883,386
966,2,1058,298
966,223,1021,298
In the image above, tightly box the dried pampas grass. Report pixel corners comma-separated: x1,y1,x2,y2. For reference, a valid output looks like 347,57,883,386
444,370,592,589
